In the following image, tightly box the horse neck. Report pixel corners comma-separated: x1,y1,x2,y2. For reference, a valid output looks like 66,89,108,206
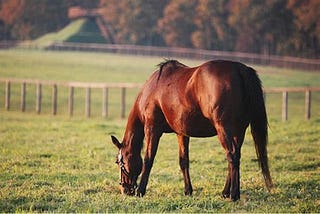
122,110,144,155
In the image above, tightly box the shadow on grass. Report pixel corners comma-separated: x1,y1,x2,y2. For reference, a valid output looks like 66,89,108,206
241,179,319,212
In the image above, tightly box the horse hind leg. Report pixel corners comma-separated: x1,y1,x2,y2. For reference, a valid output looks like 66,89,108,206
222,165,231,198
177,135,193,196
216,124,244,201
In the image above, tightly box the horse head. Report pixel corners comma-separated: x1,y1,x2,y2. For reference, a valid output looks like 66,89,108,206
111,135,142,196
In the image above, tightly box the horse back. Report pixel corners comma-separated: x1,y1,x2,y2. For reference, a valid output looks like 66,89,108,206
135,60,250,137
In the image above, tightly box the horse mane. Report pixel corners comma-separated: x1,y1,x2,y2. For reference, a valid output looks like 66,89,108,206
157,59,187,81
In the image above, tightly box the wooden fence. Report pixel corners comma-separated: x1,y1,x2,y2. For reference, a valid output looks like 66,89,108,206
264,87,320,121
1,78,141,119
1,78,320,121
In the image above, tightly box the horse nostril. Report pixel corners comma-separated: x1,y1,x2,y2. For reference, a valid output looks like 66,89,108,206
123,187,135,196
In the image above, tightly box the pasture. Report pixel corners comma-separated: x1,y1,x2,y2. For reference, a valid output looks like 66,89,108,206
1,50,320,120
0,50,320,212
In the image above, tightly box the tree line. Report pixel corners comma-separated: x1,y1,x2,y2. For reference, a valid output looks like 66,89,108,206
0,0,319,58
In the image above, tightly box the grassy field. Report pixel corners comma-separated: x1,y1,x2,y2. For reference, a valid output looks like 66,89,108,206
1,49,320,85
0,50,320,212
0,112,319,212
1,49,320,119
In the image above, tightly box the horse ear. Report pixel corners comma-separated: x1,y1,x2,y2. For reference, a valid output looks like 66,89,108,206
111,135,122,149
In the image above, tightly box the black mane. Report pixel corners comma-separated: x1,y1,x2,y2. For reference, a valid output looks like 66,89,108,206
157,59,187,81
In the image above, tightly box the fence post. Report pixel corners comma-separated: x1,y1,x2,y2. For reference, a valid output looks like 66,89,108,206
121,87,126,119
52,84,57,115
21,82,26,112
69,86,74,117
85,87,91,118
305,90,311,120
36,83,42,114
102,87,108,118
282,91,288,121
5,80,10,110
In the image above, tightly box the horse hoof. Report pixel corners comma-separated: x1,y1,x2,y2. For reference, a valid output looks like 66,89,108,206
230,194,240,202
184,190,193,196
136,190,145,197
222,191,230,199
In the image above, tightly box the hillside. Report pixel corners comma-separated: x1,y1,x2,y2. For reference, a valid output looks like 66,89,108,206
31,18,107,48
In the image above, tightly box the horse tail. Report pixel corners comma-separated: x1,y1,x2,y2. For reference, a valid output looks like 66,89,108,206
242,65,273,191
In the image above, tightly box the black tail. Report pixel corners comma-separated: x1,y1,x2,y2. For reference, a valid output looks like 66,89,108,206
242,66,273,190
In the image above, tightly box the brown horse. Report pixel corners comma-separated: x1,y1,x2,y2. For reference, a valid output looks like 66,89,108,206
111,59,273,201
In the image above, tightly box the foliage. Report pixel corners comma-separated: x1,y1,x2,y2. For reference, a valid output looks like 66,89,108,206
192,0,234,51
227,0,295,55
287,0,320,57
100,0,168,46
0,0,319,57
158,0,197,47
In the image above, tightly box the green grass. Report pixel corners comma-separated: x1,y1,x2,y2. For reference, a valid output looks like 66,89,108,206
0,49,320,212
1,49,320,120
0,49,158,82
1,49,320,86
0,112,319,212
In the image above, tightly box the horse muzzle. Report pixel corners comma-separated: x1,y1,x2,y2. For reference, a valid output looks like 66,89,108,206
120,182,137,196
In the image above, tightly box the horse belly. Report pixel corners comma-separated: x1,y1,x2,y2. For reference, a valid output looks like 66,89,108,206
183,113,217,137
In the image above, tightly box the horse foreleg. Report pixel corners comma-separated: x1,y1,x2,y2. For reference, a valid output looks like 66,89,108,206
177,135,193,196
136,127,161,197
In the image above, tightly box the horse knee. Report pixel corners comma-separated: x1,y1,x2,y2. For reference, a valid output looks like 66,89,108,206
226,152,240,167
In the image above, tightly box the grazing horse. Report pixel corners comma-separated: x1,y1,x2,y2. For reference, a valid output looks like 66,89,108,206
111,59,273,201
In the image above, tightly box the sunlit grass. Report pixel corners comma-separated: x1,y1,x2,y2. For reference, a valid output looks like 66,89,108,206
1,49,320,86
0,112,319,212
0,50,319,212
1,49,320,120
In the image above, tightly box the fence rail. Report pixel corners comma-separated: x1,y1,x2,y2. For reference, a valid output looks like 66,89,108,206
1,41,320,71
1,78,320,121
1,78,141,119
264,87,320,121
